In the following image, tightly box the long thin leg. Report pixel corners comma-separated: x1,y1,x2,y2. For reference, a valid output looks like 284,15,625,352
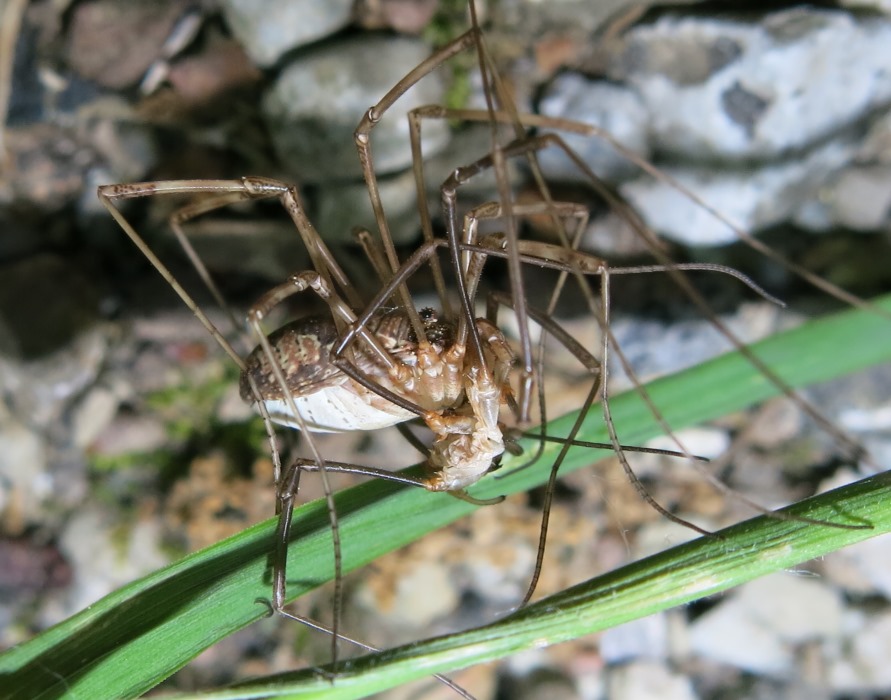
269,564,477,699
414,104,891,320
167,191,264,343
99,177,382,669
99,181,254,370
483,284,713,606
409,96,891,489
353,29,480,342
441,129,875,466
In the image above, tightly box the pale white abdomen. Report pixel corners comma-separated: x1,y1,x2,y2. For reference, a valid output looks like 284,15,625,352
261,386,417,433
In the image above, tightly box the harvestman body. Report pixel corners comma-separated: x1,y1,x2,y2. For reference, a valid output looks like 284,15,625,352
238,305,513,492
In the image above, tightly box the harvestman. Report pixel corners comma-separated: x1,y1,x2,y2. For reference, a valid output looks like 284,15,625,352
98,0,886,687
97,78,765,608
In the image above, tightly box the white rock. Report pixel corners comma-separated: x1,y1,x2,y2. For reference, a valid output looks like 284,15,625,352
620,138,853,246
601,612,669,663
217,381,255,423
647,427,731,461
607,302,784,388
263,36,449,183
220,0,353,67
539,8,891,243
391,561,460,628
689,574,843,675
837,405,891,433
689,592,792,674
91,414,168,457
744,398,804,449
819,470,891,599
351,558,461,646
628,426,731,483
71,385,120,450
0,327,109,430
614,9,891,159
821,166,891,231
828,609,891,693
0,413,47,532
538,73,650,182
736,574,843,644
607,660,697,700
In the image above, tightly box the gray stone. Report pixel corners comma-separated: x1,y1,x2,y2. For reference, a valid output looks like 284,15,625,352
580,209,655,258
689,574,843,676
0,408,48,534
739,575,843,644
608,302,786,387
808,363,891,439
422,124,523,202
689,591,793,675
217,382,255,423
633,519,704,560
70,385,121,450
362,559,458,630
796,165,891,232
0,328,110,432
263,35,449,183
501,666,579,700
828,609,891,693
620,137,854,246
609,9,891,160
167,217,310,283
601,613,670,664
607,660,697,700
90,414,169,457
220,0,353,67
538,73,650,182
636,427,730,480
315,168,421,245
538,8,891,243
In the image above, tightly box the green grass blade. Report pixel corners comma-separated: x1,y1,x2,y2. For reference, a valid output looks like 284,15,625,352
1,293,889,700
201,470,891,699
